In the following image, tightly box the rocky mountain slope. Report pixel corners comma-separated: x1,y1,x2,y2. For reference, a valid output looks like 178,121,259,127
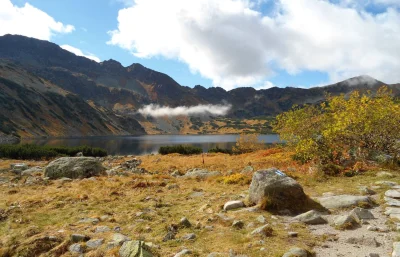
0,34,399,137
0,59,145,137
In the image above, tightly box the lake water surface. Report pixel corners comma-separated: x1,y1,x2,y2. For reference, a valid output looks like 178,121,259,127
22,134,280,155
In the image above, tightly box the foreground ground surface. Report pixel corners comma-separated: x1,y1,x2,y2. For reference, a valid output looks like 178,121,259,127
0,149,399,257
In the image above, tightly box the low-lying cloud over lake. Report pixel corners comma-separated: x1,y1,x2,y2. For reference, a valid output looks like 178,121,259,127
138,104,231,117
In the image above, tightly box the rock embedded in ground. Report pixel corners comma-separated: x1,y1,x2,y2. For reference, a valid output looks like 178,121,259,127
333,214,359,229
386,198,400,207
375,181,397,187
345,236,380,247
393,242,400,257
21,166,43,176
78,217,99,225
223,200,245,211
86,238,104,249
119,240,153,257
293,210,328,225
317,195,371,209
256,215,266,224
179,217,191,228
288,232,298,237
95,225,111,233
250,224,273,237
71,234,90,243
112,233,131,245
359,186,376,195
174,249,192,257
385,190,400,199
182,168,221,179
282,247,310,257
232,220,244,229
385,207,400,216
69,243,83,253
10,163,28,174
376,171,395,178
182,233,196,240
44,157,106,179
248,168,307,211
350,207,375,220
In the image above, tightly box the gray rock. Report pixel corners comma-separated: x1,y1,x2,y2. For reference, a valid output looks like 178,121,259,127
333,214,359,229
375,181,397,187
386,190,400,199
174,249,192,257
179,217,191,228
112,233,131,245
182,233,196,240
256,215,266,224
385,207,400,216
44,157,106,179
121,159,142,170
10,163,28,174
69,243,83,253
78,217,99,225
390,213,400,220
241,166,254,174
293,210,328,225
345,236,380,247
350,207,375,220
359,186,376,195
21,166,43,176
386,198,400,207
119,240,153,257
207,253,224,257
317,195,371,209
182,168,221,178
376,171,395,178
86,238,104,249
167,184,180,190
71,234,90,243
250,224,273,237
223,200,245,211
95,226,111,233
232,220,244,229
393,242,400,257
248,168,307,210
282,247,310,257
288,232,298,237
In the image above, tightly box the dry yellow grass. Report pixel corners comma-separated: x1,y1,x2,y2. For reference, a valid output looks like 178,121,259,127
0,149,399,256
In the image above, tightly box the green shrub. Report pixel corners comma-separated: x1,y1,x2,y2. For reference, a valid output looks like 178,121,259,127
208,146,233,154
0,144,107,160
158,145,202,155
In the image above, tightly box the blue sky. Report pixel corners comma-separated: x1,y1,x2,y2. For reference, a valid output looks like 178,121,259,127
2,0,400,90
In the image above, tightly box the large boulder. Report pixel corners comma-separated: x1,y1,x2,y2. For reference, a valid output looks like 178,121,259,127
44,157,106,179
248,168,307,211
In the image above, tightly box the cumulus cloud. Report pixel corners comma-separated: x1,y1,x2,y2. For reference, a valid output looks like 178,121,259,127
138,104,231,117
255,81,276,90
108,0,400,89
0,0,74,40
61,45,101,62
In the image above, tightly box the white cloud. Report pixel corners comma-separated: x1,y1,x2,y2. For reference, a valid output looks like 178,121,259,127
0,0,74,40
109,0,400,89
138,104,231,117
61,45,101,62
256,81,276,90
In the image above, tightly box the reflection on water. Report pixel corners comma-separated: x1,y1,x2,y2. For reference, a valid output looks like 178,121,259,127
22,134,280,156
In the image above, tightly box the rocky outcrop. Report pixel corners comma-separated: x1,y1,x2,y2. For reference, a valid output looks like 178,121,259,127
119,241,153,257
44,157,106,179
248,168,307,211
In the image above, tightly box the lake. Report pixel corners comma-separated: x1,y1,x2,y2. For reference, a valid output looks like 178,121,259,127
22,134,280,156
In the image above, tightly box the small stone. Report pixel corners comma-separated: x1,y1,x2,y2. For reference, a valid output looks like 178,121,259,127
179,217,191,228
376,171,394,178
95,226,111,233
250,224,273,237
345,236,380,247
78,217,99,225
223,200,245,211
393,242,400,257
350,207,375,220
163,231,176,242
293,210,327,225
387,199,400,207
375,181,397,187
69,243,83,253
86,238,104,249
282,247,309,257
288,232,298,237
333,214,359,229
174,249,192,257
112,233,131,245
182,233,196,240
232,220,244,229
204,225,214,230
385,207,400,216
385,190,400,199
256,215,266,224
71,234,90,243
359,186,376,195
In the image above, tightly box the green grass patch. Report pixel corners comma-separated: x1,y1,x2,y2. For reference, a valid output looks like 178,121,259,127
158,145,202,155
0,144,107,160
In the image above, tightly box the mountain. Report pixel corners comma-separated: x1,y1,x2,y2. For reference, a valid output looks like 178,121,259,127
0,34,398,137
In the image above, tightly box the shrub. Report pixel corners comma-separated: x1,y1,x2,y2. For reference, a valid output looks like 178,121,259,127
208,146,232,154
158,145,202,155
273,87,400,166
232,133,265,154
0,144,107,160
